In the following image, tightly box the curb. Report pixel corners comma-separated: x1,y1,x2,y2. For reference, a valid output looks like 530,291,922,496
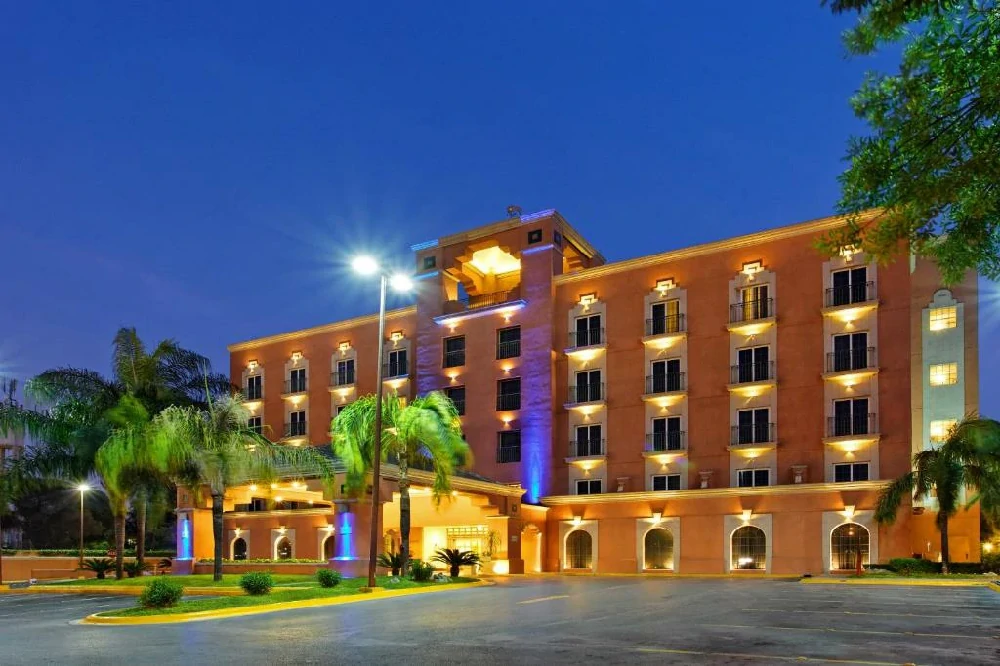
1,584,250,597
801,577,996,587
82,580,494,625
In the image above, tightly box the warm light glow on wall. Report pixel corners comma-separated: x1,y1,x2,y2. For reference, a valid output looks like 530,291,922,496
249,484,258,492
291,351,303,363
568,347,602,361
274,497,284,503
839,245,858,261
741,509,753,522
728,321,773,335
338,341,351,353
842,505,856,518
468,246,521,275
247,360,259,371
289,394,304,406
655,278,675,294
572,516,582,527
390,330,403,342
741,260,763,280
578,293,597,307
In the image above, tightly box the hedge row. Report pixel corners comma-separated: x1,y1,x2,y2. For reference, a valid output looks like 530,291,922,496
0,549,175,558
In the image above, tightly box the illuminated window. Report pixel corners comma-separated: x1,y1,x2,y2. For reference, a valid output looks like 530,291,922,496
928,306,957,331
929,363,958,386
565,529,592,569
731,525,766,570
643,528,674,570
929,419,957,443
831,523,870,570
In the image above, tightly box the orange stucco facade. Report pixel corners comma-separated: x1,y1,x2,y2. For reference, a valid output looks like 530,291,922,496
176,209,979,576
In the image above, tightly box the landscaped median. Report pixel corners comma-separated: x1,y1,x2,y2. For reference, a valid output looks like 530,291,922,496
79,575,489,625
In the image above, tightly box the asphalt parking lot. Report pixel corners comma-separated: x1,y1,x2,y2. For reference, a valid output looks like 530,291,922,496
1,577,998,665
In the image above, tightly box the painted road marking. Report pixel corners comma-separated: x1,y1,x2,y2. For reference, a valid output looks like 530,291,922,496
517,595,570,605
634,647,904,664
766,597,996,609
708,623,995,640
743,607,982,620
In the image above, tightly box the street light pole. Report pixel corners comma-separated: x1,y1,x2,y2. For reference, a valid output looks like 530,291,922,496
77,484,90,568
367,273,388,589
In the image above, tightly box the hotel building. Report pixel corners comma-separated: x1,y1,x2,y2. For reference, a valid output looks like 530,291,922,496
176,209,979,576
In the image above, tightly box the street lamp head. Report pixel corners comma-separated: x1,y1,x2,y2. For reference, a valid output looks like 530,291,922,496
389,273,414,293
351,255,379,276
77,483,90,493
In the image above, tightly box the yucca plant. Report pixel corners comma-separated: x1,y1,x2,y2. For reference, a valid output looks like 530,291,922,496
123,560,153,578
81,558,115,580
431,548,479,578
377,550,405,576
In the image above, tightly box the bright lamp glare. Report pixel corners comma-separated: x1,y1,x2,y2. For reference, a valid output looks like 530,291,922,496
77,483,91,493
389,274,414,293
352,255,379,276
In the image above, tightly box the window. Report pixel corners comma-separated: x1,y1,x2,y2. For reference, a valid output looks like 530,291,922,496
527,229,542,244
573,369,602,403
737,468,770,488
288,410,307,437
832,398,870,437
323,534,336,560
288,367,306,393
422,255,436,270
575,479,602,495
734,408,771,444
648,299,681,336
573,424,603,457
648,358,681,394
246,375,262,400
386,349,408,378
335,359,355,386
573,314,602,347
649,416,682,451
232,537,248,561
644,528,674,570
248,416,262,434
443,336,466,368
735,284,770,321
276,537,293,560
831,266,869,306
831,523,870,570
731,525,766,570
929,419,957,443
496,430,521,463
496,378,521,411
565,529,591,569
929,362,958,386
834,462,870,483
929,306,957,331
735,345,770,383
831,332,869,372
553,230,563,247
444,386,465,415
497,326,521,359
652,474,681,491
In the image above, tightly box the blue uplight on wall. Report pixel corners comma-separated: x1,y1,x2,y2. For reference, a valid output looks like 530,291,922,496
333,511,355,560
179,517,192,560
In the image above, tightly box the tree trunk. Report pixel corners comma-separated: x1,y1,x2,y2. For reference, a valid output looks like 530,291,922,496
136,493,147,569
938,512,950,574
0,513,4,584
114,512,126,580
450,564,459,578
399,453,410,577
212,494,224,582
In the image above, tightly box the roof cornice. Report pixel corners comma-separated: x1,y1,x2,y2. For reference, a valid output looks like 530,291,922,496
227,306,417,352
381,464,525,498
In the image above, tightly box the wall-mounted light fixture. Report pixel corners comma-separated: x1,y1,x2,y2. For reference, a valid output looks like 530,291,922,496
655,278,675,294
390,330,403,342
741,261,763,280
248,360,259,371
741,509,753,523
291,351,303,363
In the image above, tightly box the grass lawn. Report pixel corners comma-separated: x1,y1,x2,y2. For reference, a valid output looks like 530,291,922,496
102,576,478,617
49,574,318,588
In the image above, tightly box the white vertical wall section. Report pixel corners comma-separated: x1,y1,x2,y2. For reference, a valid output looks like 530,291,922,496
921,290,966,451
565,297,608,494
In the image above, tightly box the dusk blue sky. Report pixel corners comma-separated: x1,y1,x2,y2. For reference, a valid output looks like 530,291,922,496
1,2,996,415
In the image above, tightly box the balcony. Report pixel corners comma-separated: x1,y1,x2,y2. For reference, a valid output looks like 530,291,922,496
642,373,686,403
564,383,605,411
642,432,687,459
440,288,524,318
727,361,776,395
824,414,880,447
495,393,522,411
727,298,775,334
244,388,263,402
382,362,409,381
495,444,521,464
642,314,687,348
282,422,308,443
823,348,878,382
496,339,521,360
450,398,466,416
728,423,777,451
443,349,466,368
824,281,877,309
566,439,606,463
565,328,606,357
329,371,356,390
282,379,308,397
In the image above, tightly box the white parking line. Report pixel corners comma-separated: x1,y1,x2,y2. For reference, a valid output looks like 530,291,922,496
708,622,995,641
743,607,983,620
517,595,570,605
766,597,994,609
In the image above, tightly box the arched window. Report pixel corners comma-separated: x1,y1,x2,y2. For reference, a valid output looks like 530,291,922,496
276,536,292,560
323,535,335,560
644,528,674,570
831,523,870,570
232,537,248,561
731,525,766,570
565,530,592,569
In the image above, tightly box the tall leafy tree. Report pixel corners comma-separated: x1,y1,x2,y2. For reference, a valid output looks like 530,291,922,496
875,415,1000,572
821,1,1000,283
152,395,336,581
332,392,470,575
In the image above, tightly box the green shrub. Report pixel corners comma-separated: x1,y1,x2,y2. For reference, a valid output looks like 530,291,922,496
123,560,153,578
316,569,342,588
81,558,115,579
138,578,184,609
239,571,274,595
409,559,434,582
979,552,1000,573
431,548,480,578
887,557,939,575
377,550,405,576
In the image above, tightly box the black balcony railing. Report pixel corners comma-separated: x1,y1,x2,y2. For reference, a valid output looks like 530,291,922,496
283,422,308,438
459,290,513,310
730,361,775,384
443,349,466,368
644,431,686,452
568,328,604,349
383,361,409,379
729,298,774,324
283,378,307,394
644,373,686,395
496,444,521,463
496,339,521,360
567,383,605,404
644,314,686,337
496,393,522,411
827,413,878,438
451,398,466,416
245,386,263,401
730,423,777,446
569,439,606,458
826,348,877,373
825,281,876,308
329,370,356,387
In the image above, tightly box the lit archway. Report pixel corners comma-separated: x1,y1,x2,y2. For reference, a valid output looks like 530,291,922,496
731,525,766,570
565,530,592,570
643,528,674,570
276,536,292,560
322,535,335,560
231,537,247,561
831,523,870,570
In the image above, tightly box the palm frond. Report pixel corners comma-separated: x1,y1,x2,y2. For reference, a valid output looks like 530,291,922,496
874,471,915,524
26,368,119,408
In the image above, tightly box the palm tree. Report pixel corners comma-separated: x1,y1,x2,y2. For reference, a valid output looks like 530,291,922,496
332,391,470,575
432,547,480,578
875,415,1000,573
152,394,336,581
